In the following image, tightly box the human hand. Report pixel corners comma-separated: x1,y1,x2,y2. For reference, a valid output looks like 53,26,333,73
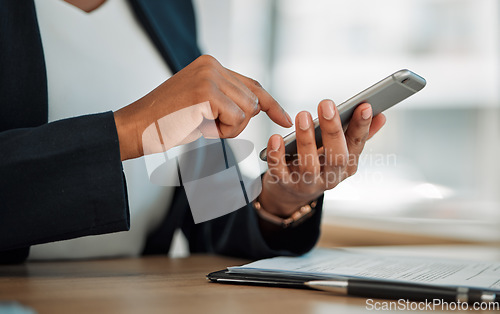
114,55,293,161
258,99,386,218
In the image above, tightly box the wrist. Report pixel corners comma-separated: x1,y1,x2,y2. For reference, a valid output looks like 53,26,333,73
113,108,142,161
258,186,294,218
260,173,321,217
253,197,317,229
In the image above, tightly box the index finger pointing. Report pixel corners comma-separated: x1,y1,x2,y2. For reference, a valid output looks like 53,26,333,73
229,70,293,128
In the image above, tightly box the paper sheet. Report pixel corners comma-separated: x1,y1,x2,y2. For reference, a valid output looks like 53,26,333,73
228,248,500,291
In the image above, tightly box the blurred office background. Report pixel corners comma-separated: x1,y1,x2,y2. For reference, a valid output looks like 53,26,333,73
193,0,500,244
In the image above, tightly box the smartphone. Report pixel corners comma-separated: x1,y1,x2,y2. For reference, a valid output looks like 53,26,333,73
259,69,426,161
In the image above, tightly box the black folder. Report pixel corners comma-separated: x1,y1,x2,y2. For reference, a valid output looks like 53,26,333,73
207,269,341,289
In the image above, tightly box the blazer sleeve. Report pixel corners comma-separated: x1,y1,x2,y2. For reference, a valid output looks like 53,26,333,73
185,195,323,260
172,138,324,260
0,111,130,256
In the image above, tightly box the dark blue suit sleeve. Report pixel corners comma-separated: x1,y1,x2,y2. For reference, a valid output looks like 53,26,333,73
164,169,323,260
0,112,130,255
188,198,323,260
143,140,324,260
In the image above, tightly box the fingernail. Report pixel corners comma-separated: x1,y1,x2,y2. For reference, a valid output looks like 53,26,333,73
270,136,280,151
281,107,293,126
285,112,293,126
298,112,310,130
361,107,372,120
321,100,335,120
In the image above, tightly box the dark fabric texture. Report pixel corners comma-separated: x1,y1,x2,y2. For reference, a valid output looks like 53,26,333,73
0,0,323,264
0,112,130,251
128,0,202,72
144,185,324,260
0,0,47,131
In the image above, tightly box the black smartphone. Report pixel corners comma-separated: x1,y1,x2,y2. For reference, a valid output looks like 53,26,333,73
259,69,426,161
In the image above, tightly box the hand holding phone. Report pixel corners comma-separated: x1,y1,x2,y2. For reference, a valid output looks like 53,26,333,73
260,69,426,161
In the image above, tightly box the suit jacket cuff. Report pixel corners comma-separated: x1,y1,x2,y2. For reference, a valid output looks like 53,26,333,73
0,111,130,252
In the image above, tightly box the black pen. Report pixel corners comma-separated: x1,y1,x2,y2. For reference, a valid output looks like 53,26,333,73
305,279,499,303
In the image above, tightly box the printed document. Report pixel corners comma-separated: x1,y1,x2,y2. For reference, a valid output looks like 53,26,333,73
228,248,500,291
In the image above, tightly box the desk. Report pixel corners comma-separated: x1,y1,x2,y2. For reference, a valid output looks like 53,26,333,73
1,245,500,314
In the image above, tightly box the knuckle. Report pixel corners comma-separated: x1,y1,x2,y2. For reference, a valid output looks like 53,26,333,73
252,105,261,116
198,65,218,80
346,133,368,147
245,96,259,114
228,107,247,126
250,78,262,89
326,128,344,140
251,93,259,106
235,111,246,124
298,137,316,148
198,54,219,66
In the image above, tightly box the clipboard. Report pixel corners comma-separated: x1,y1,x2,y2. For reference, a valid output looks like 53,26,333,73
207,269,341,289
206,248,500,295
